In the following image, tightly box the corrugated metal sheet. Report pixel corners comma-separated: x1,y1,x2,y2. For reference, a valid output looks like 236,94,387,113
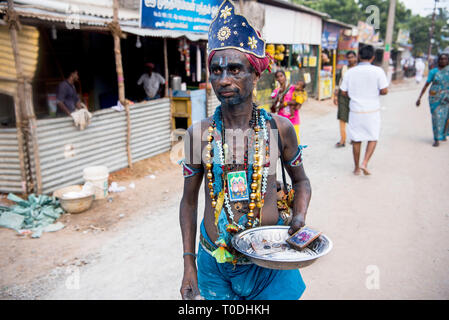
0,24,39,95
0,128,25,193
122,26,208,41
130,98,171,162
28,99,171,194
13,0,139,21
0,1,139,28
30,108,127,194
207,90,220,117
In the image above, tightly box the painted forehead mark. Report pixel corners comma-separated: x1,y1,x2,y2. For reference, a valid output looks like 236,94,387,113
219,56,228,67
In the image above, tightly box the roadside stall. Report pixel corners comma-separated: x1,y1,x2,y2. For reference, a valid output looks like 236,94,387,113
0,0,173,194
319,20,348,100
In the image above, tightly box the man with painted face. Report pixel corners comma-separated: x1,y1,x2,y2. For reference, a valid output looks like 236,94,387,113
179,0,311,300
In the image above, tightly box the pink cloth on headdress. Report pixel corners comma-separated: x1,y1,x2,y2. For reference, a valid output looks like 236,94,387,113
208,50,270,76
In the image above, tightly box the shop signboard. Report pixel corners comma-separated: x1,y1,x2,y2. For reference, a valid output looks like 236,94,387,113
357,21,379,44
319,76,332,100
321,22,341,50
397,29,410,46
308,56,317,67
140,0,221,33
337,32,358,69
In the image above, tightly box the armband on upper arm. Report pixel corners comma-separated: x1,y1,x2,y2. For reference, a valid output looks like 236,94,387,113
178,159,202,178
286,145,307,167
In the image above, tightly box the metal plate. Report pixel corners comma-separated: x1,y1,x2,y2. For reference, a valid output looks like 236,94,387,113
231,226,333,270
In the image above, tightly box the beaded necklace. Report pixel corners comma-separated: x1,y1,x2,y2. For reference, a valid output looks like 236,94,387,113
206,105,271,234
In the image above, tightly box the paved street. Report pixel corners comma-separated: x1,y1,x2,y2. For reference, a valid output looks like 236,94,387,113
43,81,449,300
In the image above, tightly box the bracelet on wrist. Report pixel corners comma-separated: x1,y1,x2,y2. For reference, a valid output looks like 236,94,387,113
183,252,197,259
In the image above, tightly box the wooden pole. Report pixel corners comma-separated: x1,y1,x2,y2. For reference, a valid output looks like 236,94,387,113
7,0,43,194
24,81,43,194
427,0,438,65
112,0,132,169
382,0,396,74
7,0,27,193
12,92,28,194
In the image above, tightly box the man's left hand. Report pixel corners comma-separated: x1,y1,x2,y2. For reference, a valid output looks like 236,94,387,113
288,214,305,235
333,96,338,106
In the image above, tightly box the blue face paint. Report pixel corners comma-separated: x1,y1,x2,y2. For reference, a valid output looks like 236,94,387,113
218,57,231,79
219,57,228,68
210,51,255,107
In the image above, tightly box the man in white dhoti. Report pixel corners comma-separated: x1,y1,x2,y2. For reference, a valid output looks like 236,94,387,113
340,45,389,175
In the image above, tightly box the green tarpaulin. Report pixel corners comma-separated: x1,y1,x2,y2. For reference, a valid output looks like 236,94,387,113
0,193,65,238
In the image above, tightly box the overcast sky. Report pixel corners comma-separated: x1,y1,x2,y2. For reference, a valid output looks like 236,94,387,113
401,0,447,17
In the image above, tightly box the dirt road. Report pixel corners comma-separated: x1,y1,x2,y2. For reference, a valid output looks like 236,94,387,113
3,80,449,299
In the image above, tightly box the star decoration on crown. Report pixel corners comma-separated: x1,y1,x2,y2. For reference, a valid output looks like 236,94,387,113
218,26,231,41
220,5,232,19
248,36,258,49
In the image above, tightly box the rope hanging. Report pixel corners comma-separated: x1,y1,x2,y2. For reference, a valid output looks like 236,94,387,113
4,8,22,31
107,20,126,39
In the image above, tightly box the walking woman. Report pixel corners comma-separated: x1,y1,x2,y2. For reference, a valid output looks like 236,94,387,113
271,70,301,143
334,51,358,147
416,53,449,147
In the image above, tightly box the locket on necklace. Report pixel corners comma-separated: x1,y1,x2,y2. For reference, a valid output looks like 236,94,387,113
234,202,243,210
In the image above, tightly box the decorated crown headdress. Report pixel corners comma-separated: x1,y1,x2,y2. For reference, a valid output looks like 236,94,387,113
208,0,266,58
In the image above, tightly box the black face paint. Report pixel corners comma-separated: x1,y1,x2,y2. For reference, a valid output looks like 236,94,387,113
210,50,256,107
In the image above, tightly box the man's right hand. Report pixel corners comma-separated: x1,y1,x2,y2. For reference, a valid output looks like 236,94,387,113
333,96,338,106
333,90,339,106
180,263,203,300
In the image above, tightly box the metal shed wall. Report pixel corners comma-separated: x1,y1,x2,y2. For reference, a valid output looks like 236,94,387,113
0,128,24,193
129,98,171,162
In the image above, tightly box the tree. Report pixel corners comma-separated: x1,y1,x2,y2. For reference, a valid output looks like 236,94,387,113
293,0,361,25
294,0,412,39
407,8,449,56
292,0,448,56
